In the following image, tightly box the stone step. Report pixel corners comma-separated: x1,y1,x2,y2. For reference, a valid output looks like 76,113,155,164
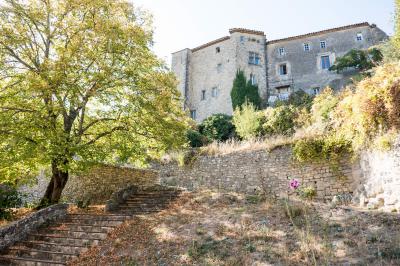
6,247,77,262
66,213,131,220
49,223,115,233
37,228,109,240
19,241,88,255
62,219,124,227
27,234,101,247
0,255,66,266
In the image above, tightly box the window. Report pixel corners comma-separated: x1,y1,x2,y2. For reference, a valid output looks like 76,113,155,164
216,47,221,53
249,52,261,65
313,87,320,95
212,87,218,97
217,63,222,73
320,41,326,49
279,47,285,56
276,86,290,100
356,33,363,41
240,36,245,42
321,55,331,70
201,90,206,101
190,110,196,120
303,43,310,51
279,64,288,75
250,74,257,85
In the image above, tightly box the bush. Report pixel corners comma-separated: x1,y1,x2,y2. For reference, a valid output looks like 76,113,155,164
233,102,263,140
187,129,207,148
0,184,22,220
332,63,400,151
263,105,297,136
311,88,339,128
288,89,314,110
198,114,235,142
292,135,352,163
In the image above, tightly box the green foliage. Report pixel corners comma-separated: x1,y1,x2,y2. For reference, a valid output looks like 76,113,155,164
0,0,189,202
298,186,317,200
287,90,314,110
199,114,235,142
329,48,383,73
263,105,297,136
311,88,339,126
230,70,262,110
233,102,263,140
187,129,208,148
292,135,352,163
0,184,22,220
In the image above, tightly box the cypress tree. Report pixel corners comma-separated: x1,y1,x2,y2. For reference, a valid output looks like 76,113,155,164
230,70,262,110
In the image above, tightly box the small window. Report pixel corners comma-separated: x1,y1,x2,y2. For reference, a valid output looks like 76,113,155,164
217,63,222,73
190,110,196,120
250,74,257,85
216,47,221,53
356,33,363,41
279,64,288,75
313,87,320,95
279,47,285,56
303,43,310,51
201,90,206,101
320,41,326,49
249,52,261,65
212,87,218,97
321,55,331,70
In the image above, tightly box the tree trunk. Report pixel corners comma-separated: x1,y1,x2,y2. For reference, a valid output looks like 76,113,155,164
38,159,69,208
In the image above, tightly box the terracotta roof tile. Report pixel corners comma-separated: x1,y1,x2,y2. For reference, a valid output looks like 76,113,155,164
229,28,265,36
192,36,230,52
267,22,371,44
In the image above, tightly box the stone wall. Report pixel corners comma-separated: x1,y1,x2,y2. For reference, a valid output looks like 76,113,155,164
19,165,159,205
353,137,400,211
153,147,360,200
0,204,68,251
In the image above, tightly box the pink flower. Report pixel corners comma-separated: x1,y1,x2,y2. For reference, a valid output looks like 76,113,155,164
289,179,300,190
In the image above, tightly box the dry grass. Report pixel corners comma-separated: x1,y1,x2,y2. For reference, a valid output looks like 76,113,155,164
70,190,400,266
0,208,35,228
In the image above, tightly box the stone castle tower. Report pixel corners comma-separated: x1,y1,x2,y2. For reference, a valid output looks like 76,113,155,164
172,22,387,122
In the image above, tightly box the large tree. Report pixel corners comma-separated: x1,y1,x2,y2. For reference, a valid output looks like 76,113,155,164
0,0,188,205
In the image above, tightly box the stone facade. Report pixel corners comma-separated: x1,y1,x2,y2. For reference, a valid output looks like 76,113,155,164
0,204,68,251
153,147,360,200
19,165,159,205
172,23,388,122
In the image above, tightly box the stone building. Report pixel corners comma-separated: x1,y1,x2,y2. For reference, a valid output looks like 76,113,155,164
172,22,388,122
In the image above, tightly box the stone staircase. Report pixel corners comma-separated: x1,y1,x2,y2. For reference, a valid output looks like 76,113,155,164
0,186,181,266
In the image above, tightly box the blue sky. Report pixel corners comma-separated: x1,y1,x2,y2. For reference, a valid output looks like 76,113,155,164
132,0,396,64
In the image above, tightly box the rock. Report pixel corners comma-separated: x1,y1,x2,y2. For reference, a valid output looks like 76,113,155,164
367,198,384,210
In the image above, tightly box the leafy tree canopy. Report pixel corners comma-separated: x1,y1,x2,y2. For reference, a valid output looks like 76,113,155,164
0,0,188,204
329,48,383,73
230,70,262,110
199,114,235,142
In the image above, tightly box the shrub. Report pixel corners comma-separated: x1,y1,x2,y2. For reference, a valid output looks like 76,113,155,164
288,89,314,110
329,48,383,73
263,105,297,136
298,186,317,200
199,114,235,142
311,88,339,128
332,63,400,151
187,129,207,148
292,135,352,163
233,101,263,140
0,184,22,220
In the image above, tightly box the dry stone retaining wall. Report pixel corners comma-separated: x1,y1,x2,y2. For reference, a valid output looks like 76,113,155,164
153,147,360,200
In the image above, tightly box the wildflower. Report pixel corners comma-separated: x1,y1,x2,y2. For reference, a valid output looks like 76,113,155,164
289,179,300,190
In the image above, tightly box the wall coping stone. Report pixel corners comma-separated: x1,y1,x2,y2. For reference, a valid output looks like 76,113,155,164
0,204,69,251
